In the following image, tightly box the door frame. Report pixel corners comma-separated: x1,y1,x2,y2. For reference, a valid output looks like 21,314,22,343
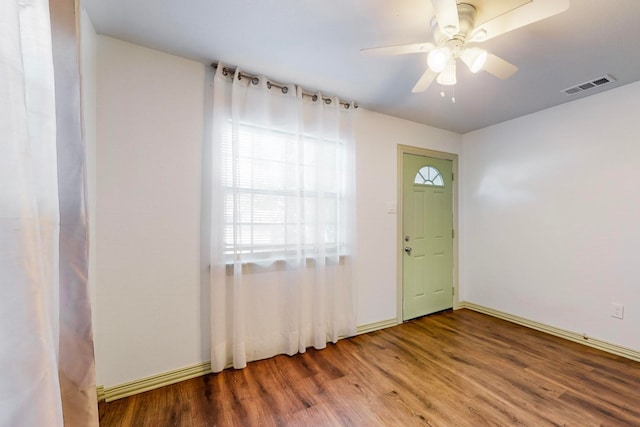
396,145,459,324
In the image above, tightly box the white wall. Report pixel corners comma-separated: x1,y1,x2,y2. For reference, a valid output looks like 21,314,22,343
93,36,462,387
461,81,640,351
80,6,98,342
95,36,205,386
91,31,640,387
90,32,640,388
354,111,461,325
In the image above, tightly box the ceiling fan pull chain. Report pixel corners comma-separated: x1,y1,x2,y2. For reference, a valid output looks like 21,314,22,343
438,85,455,103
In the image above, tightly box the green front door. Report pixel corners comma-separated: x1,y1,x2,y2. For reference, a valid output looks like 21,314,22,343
402,154,454,321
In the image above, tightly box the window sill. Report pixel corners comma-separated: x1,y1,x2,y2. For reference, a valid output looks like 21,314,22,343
218,255,349,275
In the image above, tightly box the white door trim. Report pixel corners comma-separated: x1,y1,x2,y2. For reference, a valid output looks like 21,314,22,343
396,145,459,324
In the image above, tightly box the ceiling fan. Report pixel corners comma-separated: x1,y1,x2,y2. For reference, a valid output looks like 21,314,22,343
362,0,570,93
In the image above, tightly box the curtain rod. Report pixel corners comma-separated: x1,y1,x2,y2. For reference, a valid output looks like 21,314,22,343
211,63,358,110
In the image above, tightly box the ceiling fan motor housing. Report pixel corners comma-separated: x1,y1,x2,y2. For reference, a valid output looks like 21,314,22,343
432,3,478,46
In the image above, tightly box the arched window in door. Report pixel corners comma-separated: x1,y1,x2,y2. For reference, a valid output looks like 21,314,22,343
414,166,444,187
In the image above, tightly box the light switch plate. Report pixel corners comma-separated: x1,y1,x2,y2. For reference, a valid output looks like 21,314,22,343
611,303,624,319
386,202,396,214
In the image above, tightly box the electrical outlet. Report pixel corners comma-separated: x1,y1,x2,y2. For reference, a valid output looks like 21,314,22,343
611,303,624,319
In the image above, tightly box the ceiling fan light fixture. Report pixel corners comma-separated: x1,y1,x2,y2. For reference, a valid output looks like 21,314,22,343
461,47,488,73
427,47,451,73
436,59,457,86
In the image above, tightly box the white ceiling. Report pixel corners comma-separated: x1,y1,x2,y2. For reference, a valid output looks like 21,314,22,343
83,0,640,134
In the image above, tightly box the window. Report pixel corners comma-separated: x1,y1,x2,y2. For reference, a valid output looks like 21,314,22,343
221,122,346,262
414,166,444,186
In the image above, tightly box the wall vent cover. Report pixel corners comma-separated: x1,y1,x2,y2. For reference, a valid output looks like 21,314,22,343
562,75,616,96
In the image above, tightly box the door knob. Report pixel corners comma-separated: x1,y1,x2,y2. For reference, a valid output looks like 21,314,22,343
404,246,412,254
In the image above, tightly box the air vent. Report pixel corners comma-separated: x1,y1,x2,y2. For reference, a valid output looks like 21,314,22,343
562,75,616,96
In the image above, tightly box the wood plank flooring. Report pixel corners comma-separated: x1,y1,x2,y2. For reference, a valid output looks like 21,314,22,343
98,309,640,426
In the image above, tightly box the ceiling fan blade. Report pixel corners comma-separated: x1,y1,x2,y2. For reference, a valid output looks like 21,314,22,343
411,68,438,93
360,42,435,56
431,0,459,37
483,54,518,79
470,0,569,42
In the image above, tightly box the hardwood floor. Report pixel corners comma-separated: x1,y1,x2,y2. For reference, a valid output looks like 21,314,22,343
99,309,640,426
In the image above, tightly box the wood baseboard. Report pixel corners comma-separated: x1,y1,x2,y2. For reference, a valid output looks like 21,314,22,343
457,301,640,363
101,362,212,402
99,319,400,402
99,305,638,403
356,318,398,335
96,385,105,402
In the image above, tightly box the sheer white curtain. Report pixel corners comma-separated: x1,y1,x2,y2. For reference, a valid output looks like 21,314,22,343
209,65,357,372
0,0,97,425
